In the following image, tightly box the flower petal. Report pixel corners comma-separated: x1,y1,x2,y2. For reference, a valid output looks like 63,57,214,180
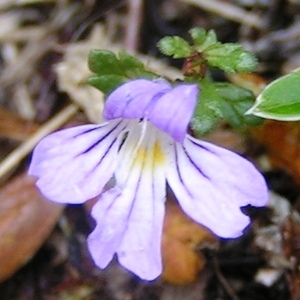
28,119,128,203
103,79,171,120
104,79,199,143
117,130,168,280
166,136,268,238
88,123,168,280
87,186,136,269
148,84,199,143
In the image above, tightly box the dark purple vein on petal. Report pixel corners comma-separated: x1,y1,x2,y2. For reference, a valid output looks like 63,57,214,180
80,121,124,155
173,144,193,198
182,145,210,180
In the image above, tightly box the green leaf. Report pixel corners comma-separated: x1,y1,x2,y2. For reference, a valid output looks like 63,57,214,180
87,75,126,94
88,49,158,93
195,30,218,51
189,28,206,46
118,51,144,74
157,28,258,77
190,28,257,73
157,36,192,58
215,83,262,127
191,80,262,136
118,51,157,78
88,50,123,75
191,104,219,136
236,51,258,73
247,69,300,120
204,43,258,73
191,79,223,136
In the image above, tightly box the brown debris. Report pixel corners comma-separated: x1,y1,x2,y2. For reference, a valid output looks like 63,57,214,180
252,121,300,184
162,198,219,284
0,108,38,141
0,173,63,282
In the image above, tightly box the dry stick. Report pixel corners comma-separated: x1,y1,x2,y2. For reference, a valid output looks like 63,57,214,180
124,0,144,53
181,0,265,30
0,104,78,180
0,3,79,88
212,256,240,300
0,37,56,88
0,28,45,43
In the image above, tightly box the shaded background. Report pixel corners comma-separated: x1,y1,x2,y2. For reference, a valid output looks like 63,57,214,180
0,0,300,299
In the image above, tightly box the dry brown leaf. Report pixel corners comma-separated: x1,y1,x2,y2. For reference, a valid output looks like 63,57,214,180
251,121,300,183
55,25,107,124
0,173,63,282
0,108,38,141
162,199,219,285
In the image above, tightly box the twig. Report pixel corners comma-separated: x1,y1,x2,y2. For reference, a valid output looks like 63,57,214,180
0,104,78,180
0,37,56,88
0,2,80,88
0,27,45,43
180,0,265,30
212,256,240,300
124,0,144,53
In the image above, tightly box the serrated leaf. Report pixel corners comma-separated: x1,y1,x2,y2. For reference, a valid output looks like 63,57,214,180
191,106,219,136
192,80,262,135
119,52,156,77
236,51,258,72
205,43,257,73
191,79,223,136
118,51,144,73
216,82,253,101
88,50,123,75
189,28,207,46
218,95,262,127
196,30,218,51
88,50,158,93
247,69,300,121
118,51,157,78
157,36,192,58
87,75,126,94
215,83,262,127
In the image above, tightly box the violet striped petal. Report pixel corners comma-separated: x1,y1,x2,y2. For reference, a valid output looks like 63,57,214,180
166,136,268,238
116,126,167,280
103,79,199,143
148,84,199,143
87,186,136,269
88,122,168,280
28,119,128,203
103,79,171,120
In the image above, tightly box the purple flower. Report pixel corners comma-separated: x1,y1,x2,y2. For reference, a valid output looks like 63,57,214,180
29,79,268,280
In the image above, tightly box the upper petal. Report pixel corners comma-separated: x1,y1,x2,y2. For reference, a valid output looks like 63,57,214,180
28,119,128,203
148,84,199,143
166,136,268,238
103,79,199,143
103,79,171,120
